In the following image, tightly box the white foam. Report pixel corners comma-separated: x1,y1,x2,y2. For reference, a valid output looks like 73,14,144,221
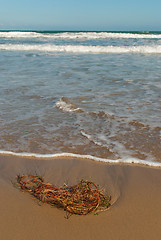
1,31,161,39
0,150,161,168
58,32,161,39
55,97,82,112
0,31,43,38
52,32,161,39
0,44,161,54
81,130,135,158
81,131,107,148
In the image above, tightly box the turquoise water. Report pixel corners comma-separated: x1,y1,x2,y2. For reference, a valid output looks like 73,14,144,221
0,31,161,164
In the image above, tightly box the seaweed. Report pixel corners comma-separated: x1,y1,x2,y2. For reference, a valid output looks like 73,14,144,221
16,174,111,217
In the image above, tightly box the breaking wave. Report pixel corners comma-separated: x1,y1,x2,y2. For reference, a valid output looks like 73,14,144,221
55,97,83,112
1,44,161,54
1,31,161,39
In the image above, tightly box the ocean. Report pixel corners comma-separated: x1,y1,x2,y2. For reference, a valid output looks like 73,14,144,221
0,31,161,167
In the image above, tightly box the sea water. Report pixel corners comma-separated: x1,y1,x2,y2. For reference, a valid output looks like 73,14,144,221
0,31,161,166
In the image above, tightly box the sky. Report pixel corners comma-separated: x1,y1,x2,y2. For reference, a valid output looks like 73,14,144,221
0,0,161,31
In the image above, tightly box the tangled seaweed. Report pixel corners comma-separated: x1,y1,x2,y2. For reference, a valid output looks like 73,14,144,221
17,175,111,216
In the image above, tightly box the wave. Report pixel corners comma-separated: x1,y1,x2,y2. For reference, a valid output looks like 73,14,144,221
55,97,161,130
55,97,83,112
1,44,161,54
0,150,161,168
1,31,161,39
0,31,43,38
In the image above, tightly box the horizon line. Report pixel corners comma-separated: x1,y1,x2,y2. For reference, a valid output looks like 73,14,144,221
0,29,161,33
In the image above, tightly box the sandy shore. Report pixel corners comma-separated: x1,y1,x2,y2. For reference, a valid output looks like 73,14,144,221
0,154,161,240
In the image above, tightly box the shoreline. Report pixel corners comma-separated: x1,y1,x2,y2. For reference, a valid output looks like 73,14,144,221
0,150,161,168
0,154,161,240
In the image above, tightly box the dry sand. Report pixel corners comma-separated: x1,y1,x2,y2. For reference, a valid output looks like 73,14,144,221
0,154,161,240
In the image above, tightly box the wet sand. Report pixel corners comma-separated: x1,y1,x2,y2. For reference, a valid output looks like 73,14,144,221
0,154,161,240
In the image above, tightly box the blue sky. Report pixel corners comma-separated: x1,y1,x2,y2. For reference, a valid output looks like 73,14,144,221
0,0,161,30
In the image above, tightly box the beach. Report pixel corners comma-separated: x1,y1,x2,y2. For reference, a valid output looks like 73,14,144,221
0,31,161,239
0,154,161,240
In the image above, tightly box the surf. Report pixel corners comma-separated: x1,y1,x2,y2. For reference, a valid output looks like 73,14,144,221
1,44,161,54
1,31,161,39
